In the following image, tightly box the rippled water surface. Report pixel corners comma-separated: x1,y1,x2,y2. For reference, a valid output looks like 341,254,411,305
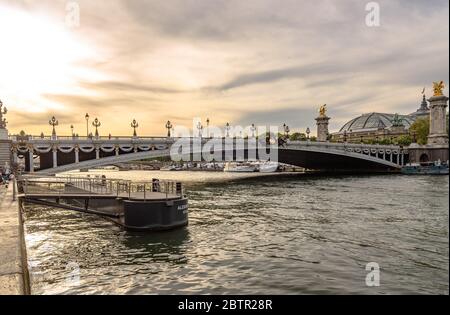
23,171,449,294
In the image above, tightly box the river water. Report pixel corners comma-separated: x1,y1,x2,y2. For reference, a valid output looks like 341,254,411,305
23,171,449,295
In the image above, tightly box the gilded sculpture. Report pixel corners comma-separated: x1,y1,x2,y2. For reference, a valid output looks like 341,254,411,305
319,104,327,117
432,81,445,96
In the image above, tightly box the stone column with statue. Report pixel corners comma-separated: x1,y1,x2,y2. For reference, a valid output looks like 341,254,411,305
408,82,449,164
427,81,449,145
0,99,12,171
315,104,330,142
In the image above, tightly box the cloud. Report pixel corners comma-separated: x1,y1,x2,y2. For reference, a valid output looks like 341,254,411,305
1,0,448,136
80,81,187,95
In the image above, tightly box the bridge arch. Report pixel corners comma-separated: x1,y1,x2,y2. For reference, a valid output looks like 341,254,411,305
33,142,403,174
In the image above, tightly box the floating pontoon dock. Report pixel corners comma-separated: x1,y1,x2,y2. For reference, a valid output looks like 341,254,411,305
16,175,189,231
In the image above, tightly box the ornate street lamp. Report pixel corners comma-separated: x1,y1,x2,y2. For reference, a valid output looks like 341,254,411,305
250,123,256,138
85,113,90,137
131,119,139,137
206,118,210,138
70,124,74,137
92,118,101,138
197,121,203,138
49,116,59,139
165,120,173,137
225,122,230,138
283,123,290,139
306,127,311,140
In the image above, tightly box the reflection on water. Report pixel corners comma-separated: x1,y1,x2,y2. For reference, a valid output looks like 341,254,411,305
24,171,449,294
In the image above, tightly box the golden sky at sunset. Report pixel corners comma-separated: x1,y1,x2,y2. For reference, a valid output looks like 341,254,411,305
0,0,448,136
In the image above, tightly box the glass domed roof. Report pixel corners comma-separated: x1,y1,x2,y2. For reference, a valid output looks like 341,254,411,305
339,113,415,133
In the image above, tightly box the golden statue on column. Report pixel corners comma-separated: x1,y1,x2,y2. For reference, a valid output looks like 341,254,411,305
319,104,327,117
432,81,445,96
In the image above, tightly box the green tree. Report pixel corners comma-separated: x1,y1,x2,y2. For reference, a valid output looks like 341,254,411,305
378,138,392,145
289,132,306,141
409,118,429,145
396,135,412,146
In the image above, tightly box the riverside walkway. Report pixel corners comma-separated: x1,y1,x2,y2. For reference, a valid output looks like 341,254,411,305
0,183,29,295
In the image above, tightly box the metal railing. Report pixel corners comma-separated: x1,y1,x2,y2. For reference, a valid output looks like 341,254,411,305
17,175,184,201
286,140,404,150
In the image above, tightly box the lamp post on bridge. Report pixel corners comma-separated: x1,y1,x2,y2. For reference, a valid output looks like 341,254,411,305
250,123,256,138
49,116,58,139
70,125,74,137
197,121,203,138
225,122,230,138
283,123,290,139
92,118,101,138
306,127,311,140
165,120,173,137
85,113,90,137
206,118,210,138
131,119,139,137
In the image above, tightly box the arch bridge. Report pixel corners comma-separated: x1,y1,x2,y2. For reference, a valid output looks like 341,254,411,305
9,134,408,174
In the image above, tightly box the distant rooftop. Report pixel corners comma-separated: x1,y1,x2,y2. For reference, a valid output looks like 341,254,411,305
338,113,415,133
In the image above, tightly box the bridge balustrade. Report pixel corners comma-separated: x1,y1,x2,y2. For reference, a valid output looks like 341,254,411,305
11,136,407,173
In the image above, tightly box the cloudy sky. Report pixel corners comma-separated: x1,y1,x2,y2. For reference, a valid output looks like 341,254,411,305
0,0,448,136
